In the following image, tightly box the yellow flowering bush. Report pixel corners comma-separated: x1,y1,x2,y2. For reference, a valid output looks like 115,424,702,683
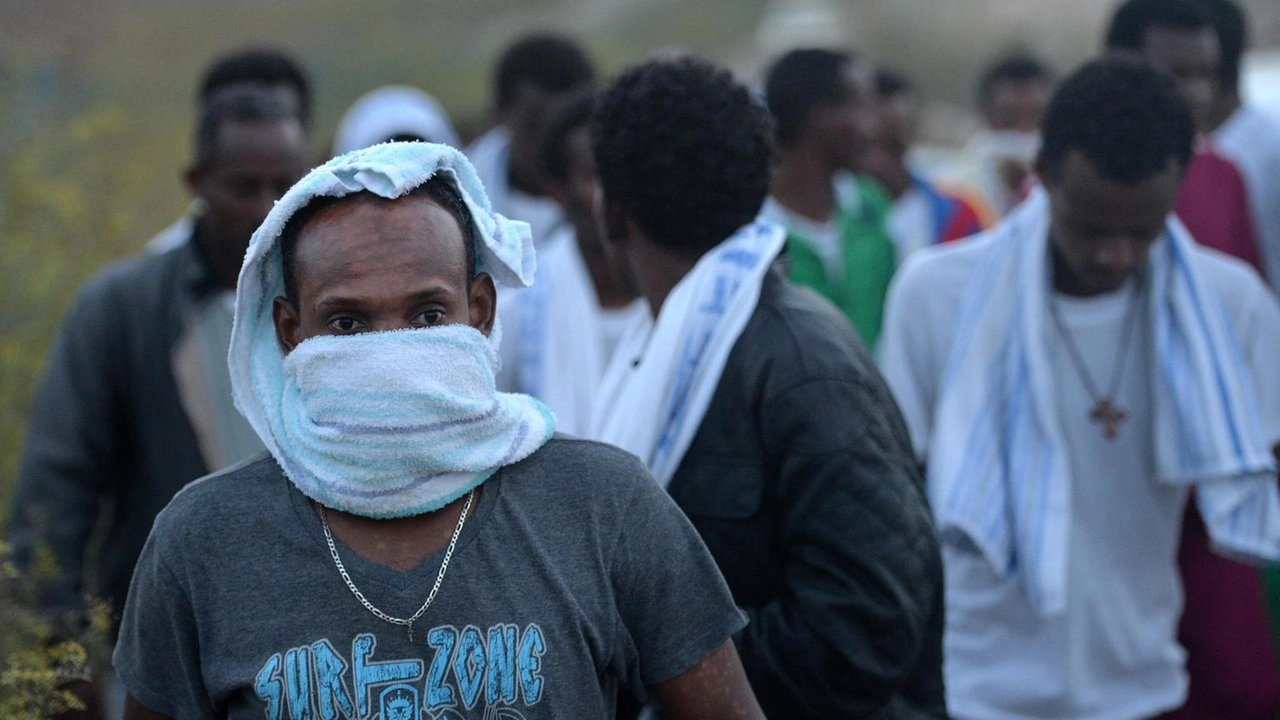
0,542,112,719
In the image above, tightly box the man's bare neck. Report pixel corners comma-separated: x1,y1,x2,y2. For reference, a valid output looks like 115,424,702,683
771,149,838,222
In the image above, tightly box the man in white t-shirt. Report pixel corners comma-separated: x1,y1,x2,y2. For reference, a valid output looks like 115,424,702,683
495,92,643,434
879,56,1280,720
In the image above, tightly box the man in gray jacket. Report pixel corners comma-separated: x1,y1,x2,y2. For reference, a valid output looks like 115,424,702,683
7,88,308,626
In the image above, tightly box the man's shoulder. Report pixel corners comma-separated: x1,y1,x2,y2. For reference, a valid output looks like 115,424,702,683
894,231,991,299
75,245,190,311
1217,105,1280,153
1189,245,1278,321
153,452,285,539
509,436,652,493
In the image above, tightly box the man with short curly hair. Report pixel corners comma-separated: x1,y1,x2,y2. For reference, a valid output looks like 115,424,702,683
880,56,1280,719
590,55,946,719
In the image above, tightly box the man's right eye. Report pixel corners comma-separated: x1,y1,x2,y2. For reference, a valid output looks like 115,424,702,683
327,317,364,333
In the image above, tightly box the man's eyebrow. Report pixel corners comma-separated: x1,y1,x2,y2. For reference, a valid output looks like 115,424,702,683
313,286,454,310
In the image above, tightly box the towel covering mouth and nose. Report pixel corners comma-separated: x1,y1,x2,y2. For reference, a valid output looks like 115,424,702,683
228,141,554,518
928,188,1280,616
590,220,787,487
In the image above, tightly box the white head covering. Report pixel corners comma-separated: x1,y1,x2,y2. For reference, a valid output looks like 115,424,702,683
332,86,461,156
228,142,544,518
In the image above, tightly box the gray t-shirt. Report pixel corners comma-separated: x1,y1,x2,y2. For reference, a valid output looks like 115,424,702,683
114,438,745,719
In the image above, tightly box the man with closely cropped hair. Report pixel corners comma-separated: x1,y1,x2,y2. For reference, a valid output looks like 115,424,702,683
466,32,595,245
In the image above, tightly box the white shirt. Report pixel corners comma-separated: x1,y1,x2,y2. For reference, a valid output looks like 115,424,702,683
878,237,1280,719
886,185,935,263
496,229,645,435
759,171,867,283
759,196,842,280
1215,105,1280,290
466,127,565,245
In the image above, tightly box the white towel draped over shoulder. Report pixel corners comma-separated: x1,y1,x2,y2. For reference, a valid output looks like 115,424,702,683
505,227,645,435
590,220,786,486
925,189,1280,616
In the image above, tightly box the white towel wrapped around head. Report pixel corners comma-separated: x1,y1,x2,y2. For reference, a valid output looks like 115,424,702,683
228,141,552,518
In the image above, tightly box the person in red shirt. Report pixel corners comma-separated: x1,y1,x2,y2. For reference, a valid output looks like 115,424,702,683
1106,2,1278,718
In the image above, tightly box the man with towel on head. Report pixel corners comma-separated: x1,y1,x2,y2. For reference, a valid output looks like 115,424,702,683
113,142,764,720
590,55,945,718
879,56,1280,719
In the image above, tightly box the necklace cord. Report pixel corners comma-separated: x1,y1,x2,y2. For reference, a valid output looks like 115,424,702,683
1049,271,1146,403
319,489,475,633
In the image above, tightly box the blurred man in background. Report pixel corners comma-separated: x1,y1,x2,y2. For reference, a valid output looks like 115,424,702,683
1203,0,1280,290
880,56,1280,719
861,68,987,262
146,48,312,254
1107,0,1262,272
466,32,595,245
592,55,945,719
8,89,308,639
495,91,643,434
1106,3,1279,716
760,48,897,348
941,53,1053,220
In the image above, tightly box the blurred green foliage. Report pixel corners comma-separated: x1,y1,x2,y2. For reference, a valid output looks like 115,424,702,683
0,541,113,718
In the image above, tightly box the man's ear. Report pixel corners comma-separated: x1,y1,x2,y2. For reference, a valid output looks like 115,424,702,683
272,297,302,354
468,272,498,337
1033,156,1051,188
184,165,204,197
546,180,570,213
598,191,630,249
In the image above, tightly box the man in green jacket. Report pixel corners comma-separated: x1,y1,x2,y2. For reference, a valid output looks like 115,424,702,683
760,48,896,348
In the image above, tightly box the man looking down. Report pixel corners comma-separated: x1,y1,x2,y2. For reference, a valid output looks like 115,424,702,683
879,56,1280,719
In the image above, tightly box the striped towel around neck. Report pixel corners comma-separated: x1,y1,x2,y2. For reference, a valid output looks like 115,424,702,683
930,188,1280,616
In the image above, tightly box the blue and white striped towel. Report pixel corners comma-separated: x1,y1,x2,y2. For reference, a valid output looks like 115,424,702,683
931,189,1280,616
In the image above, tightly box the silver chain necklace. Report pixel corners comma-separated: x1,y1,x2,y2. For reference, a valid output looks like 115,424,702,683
318,489,475,642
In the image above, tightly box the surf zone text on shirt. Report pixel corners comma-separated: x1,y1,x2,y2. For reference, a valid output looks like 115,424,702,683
254,624,547,719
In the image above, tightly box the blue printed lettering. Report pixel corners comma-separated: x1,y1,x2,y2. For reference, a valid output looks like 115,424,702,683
352,633,423,718
486,624,518,705
284,647,313,720
311,640,355,720
517,625,545,704
254,653,284,720
453,626,486,709
425,626,458,708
